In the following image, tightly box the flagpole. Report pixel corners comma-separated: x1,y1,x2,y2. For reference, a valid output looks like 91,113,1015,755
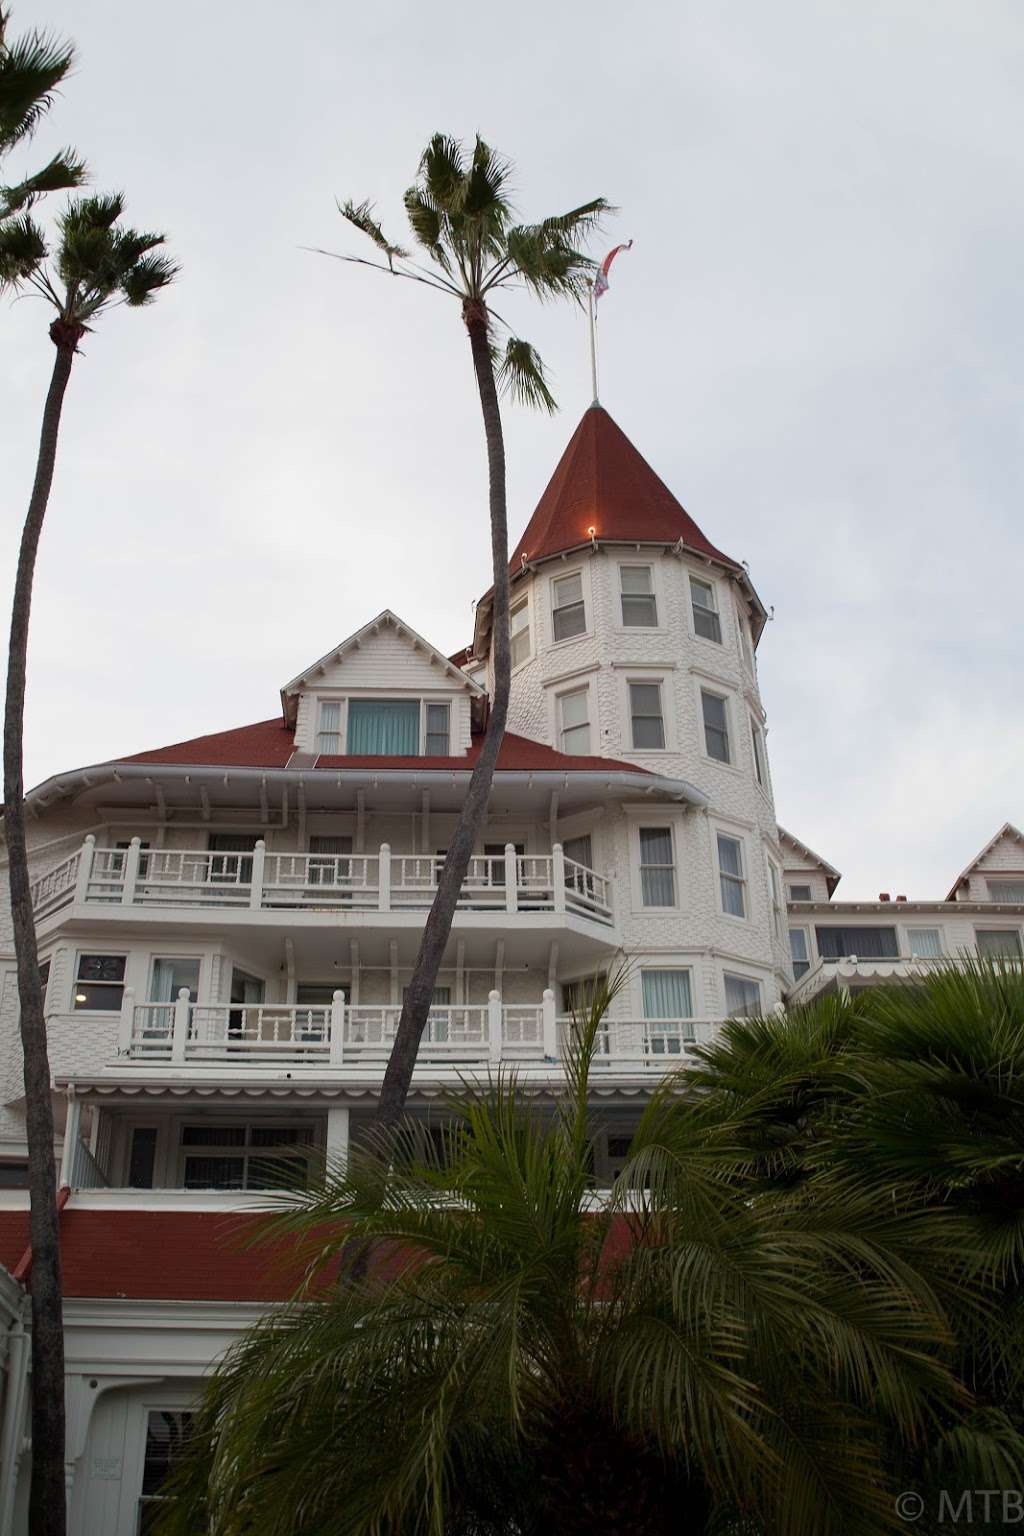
588,279,599,405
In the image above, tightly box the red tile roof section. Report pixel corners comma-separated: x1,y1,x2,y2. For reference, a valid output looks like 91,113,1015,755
123,718,295,768
509,405,741,572
119,723,647,776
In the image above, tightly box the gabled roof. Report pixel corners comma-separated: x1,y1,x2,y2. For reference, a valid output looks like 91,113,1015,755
509,404,742,574
280,610,484,727
945,822,1024,901
777,825,842,896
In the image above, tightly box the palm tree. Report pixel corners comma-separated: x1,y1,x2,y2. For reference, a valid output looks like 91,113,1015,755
320,134,609,1129
1,194,176,1536
158,980,967,1536
0,5,84,237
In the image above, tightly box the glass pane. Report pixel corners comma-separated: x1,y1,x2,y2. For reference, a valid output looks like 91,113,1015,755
906,928,943,958
141,1410,194,1497
717,835,742,877
73,982,124,1011
319,702,341,732
641,867,675,906
815,927,898,959
630,683,662,715
554,572,583,606
561,723,591,755
151,958,199,1003
183,1156,244,1189
724,974,760,1017
642,970,693,1018
78,955,126,983
552,602,586,641
989,882,1024,901
977,930,1023,959
693,605,722,643
128,1128,158,1189
622,593,658,627
347,700,419,755
721,875,746,917
690,577,715,611
563,835,593,869
0,1163,29,1188
632,716,665,749
639,827,672,865
425,703,450,755
181,1124,246,1146
789,885,812,902
560,690,589,728
751,725,766,784
511,628,531,667
788,929,809,962
620,566,652,594
510,599,529,635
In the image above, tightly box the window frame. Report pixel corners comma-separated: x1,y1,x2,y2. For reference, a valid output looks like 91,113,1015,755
316,698,343,755
716,831,748,921
788,883,812,903
176,1118,319,1191
700,688,732,765
617,562,659,629
987,878,1024,902
750,717,768,789
424,700,451,756
628,678,667,751
788,926,811,979
689,575,723,644
549,568,588,645
636,823,677,910
557,684,593,756
72,951,127,1012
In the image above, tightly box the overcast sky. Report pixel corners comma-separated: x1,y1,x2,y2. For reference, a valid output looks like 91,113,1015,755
2,1,1021,899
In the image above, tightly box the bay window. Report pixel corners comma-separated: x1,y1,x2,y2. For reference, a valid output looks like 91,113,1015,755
690,577,722,642
620,565,657,626
629,681,666,749
558,687,591,754
551,572,586,641
717,834,746,918
702,690,730,763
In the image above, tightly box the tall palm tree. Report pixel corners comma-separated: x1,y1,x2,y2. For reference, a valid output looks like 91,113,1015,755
321,134,608,1129
1,194,176,1536
0,5,84,237
158,981,968,1536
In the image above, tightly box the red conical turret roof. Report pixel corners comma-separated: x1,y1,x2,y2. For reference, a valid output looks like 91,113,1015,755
509,404,741,572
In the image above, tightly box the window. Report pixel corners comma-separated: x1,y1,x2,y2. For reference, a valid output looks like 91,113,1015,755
551,572,586,641
510,596,531,668
150,957,200,1003
701,691,730,763
906,927,943,959
639,826,675,907
558,688,591,754
0,1163,28,1189
976,929,1023,960
724,973,761,1018
988,880,1024,902
789,884,812,903
180,1122,315,1190
620,565,657,627
562,974,607,1014
739,615,755,671
629,682,665,749
425,702,450,755
347,699,419,755
137,1410,194,1534
815,926,898,959
750,720,767,787
642,969,694,1053
690,577,722,642
717,834,746,918
73,954,125,1011
39,958,50,1008
788,928,810,979
317,700,341,754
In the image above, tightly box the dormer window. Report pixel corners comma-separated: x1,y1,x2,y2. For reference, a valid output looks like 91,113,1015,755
551,572,586,641
317,701,341,754
425,703,450,756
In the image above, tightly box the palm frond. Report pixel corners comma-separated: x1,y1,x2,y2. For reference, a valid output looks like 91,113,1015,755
494,335,556,413
0,206,43,287
418,132,468,216
120,250,178,306
337,197,409,270
0,10,75,153
0,147,85,217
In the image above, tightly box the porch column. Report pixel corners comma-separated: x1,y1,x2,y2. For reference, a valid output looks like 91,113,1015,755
325,1105,350,1171
552,842,567,914
73,834,95,904
379,844,391,912
329,990,346,1065
58,1092,80,1187
504,843,518,915
488,991,502,1064
542,988,558,1059
249,838,266,909
121,836,142,905
117,987,136,1057
170,987,191,1064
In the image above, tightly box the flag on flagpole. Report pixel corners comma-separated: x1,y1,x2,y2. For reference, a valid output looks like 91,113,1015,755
593,239,633,302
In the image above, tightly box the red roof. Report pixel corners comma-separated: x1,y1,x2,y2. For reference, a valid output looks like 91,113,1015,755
121,723,644,776
509,405,740,572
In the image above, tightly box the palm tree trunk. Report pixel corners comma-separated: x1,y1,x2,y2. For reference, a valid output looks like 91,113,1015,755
375,303,512,1130
4,321,80,1536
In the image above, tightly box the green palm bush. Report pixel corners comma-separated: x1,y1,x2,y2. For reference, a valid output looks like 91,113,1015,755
159,977,977,1536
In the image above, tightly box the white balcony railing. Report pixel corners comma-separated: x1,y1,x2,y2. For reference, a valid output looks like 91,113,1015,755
115,988,715,1071
35,837,613,925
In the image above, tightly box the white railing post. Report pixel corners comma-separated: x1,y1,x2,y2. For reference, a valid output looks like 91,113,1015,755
552,842,567,914
504,843,518,915
249,838,266,910
171,987,191,1064
542,988,557,1058
58,1092,80,1187
121,836,142,905
118,987,135,1057
488,990,502,1064
379,844,391,912
73,834,95,903
330,990,346,1065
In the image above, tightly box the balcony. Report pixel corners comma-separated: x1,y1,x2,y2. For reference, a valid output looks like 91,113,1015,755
111,989,720,1073
32,837,614,928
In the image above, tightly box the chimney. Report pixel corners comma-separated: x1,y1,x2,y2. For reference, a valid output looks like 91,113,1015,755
879,892,890,902
896,894,907,903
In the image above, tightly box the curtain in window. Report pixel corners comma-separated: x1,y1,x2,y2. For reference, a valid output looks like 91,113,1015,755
347,700,419,755
151,958,199,1002
815,926,898,959
906,928,943,958
724,974,761,1017
642,969,693,1018
639,827,675,905
976,930,1023,959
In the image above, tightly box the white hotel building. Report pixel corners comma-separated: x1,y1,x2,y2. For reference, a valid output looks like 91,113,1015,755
0,405,1020,1533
